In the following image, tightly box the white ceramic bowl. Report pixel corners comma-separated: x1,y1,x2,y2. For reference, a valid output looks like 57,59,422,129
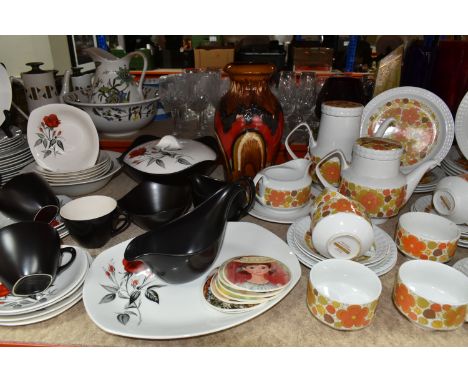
63,88,159,137
307,259,382,330
394,260,468,330
395,212,460,263
312,212,374,260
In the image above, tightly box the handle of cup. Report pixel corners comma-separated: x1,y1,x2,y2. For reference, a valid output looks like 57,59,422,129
284,122,315,160
56,247,77,276
234,177,256,216
253,173,264,197
112,210,131,236
374,117,396,137
126,51,148,100
315,149,348,190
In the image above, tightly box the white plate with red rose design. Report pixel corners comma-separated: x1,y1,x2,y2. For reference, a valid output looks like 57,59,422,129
82,221,301,339
27,104,99,172
360,86,454,174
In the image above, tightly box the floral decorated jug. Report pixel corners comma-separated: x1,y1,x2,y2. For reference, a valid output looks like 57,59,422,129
315,137,437,219
84,47,147,104
214,63,284,181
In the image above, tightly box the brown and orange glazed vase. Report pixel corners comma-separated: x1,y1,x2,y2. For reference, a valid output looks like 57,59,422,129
214,63,284,181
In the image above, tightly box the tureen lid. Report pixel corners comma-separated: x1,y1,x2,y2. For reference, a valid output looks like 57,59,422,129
354,137,403,160
321,100,364,117
123,135,217,175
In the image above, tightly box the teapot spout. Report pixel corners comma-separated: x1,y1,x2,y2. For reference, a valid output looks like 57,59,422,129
404,160,438,203
59,69,71,103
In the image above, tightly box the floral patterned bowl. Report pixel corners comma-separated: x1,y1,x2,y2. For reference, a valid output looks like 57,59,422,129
395,212,460,263
63,88,158,137
393,260,468,330
307,259,382,330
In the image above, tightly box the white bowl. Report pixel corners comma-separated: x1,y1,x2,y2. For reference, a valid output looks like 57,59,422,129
63,88,159,137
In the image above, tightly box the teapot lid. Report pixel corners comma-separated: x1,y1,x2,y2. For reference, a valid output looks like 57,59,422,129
321,100,364,117
24,62,52,74
354,137,403,160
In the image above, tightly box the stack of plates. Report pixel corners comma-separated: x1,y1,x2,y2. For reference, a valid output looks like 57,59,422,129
440,146,468,176
414,166,446,193
0,246,91,326
21,150,122,197
287,216,398,276
0,195,71,239
411,195,468,248
0,128,35,187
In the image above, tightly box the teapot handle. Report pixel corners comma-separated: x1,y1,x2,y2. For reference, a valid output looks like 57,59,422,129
126,51,148,100
9,77,29,121
315,149,348,190
285,122,316,159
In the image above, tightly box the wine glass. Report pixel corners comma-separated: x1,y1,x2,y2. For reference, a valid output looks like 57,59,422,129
187,72,211,137
158,75,187,136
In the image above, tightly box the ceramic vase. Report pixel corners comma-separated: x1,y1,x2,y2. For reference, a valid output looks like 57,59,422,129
214,63,284,181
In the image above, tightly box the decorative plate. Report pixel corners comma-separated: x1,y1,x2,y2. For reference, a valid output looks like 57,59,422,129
0,64,12,126
123,135,216,175
0,246,89,315
455,91,468,161
27,104,99,172
83,222,301,339
360,87,454,174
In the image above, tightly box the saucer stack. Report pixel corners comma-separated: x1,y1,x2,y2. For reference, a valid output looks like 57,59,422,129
440,146,468,176
287,216,398,276
414,166,446,193
411,195,468,248
0,246,91,326
0,128,34,187
203,256,292,313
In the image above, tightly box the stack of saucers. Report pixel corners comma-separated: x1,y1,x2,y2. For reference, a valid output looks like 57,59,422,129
411,195,468,248
203,255,292,314
414,166,446,193
0,246,91,326
0,127,34,186
440,146,468,176
287,216,398,276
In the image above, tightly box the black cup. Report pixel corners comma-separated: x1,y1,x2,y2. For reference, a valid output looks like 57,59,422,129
60,195,130,249
0,173,59,223
0,221,76,296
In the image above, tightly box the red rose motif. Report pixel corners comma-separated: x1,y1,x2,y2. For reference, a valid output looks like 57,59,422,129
43,114,61,128
122,258,150,274
128,147,147,158
0,283,10,298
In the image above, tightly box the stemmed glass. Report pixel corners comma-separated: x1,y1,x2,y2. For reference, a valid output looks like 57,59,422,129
273,71,297,140
158,75,188,136
187,72,211,137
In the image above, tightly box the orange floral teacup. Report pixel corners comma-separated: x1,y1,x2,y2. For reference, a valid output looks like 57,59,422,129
307,259,382,330
311,189,373,260
395,212,460,263
393,260,468,330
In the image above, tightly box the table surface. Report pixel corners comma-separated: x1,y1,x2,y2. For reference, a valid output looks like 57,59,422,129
1,121,467,347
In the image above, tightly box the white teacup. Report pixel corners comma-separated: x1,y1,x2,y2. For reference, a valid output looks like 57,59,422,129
393,260,468,330
311,189,374,260
433,175,468,224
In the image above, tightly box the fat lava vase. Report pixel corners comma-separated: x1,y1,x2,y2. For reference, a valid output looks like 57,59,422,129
214,63,284,181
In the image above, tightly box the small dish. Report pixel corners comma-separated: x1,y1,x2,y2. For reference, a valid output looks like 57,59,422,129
27,104,99,172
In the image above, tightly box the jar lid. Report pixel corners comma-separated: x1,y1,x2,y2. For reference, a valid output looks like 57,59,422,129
354,137,403,160
321,100,364,117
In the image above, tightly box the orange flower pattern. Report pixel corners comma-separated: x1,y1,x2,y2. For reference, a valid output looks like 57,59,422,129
339,179,407,218
395,225,458,263
307,281,378,330
367,98,439,167
356,137,402,151
393,279,467,330
312,156,340,187
312,189,370,228
261,186,311,208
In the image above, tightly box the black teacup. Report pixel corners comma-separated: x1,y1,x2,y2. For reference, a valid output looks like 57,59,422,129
0,221,76,296
60,195,130,249
0,173,59,223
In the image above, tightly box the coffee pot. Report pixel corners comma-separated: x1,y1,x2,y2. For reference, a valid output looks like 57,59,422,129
316,137,437,220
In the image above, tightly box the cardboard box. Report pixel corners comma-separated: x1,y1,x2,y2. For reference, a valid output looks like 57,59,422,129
194,48,234,69
292,47,334,71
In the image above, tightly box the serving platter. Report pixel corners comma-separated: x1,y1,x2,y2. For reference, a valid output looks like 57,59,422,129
83,222,301,339
455,91,468,160
0,64,12,126
360,86,454,174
